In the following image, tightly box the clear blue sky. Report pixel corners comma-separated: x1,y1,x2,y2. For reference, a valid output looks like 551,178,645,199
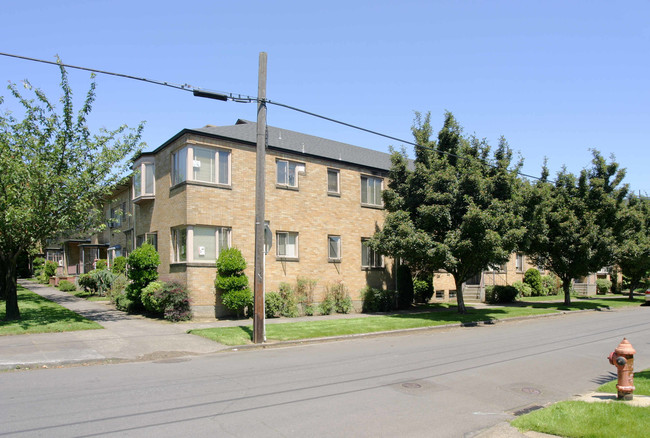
3,0,649,193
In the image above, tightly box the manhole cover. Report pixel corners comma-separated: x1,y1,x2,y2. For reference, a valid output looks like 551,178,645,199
521,387,541,395
402,382,422,389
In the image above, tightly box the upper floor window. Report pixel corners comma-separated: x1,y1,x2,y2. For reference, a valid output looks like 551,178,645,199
361,175,383,206
133,161,155,200
172,145,231,186
361,238,383,269
276,160,304,188
327,168,340,195
109,203,126,228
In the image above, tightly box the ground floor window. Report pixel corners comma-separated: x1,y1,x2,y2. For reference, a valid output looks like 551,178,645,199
173,226,230,263
276,231,298,259
361,238,382,269
328,235,341,261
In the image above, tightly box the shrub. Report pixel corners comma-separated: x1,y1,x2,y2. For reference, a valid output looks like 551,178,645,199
95,259,108,270
278,282,299,317
541,274,560,295
396,264,414,309
319,293,336,315
108,274,129,301
159,282,192,322
596,278,612,295
32,257,45,276
78,269,116,296
141,281,165,313
265,292,283,318
215,248,251,318
111,256,127,275
37,271,50,284
485,285,519,304
321,282,353,314
513,281,533,297
127,244,160,308
296,276,317,306
303,304,315,316
58,280,76,292
524,269,543,296
413,276,434,303
44,260,58,278
114,294,136,312
221,288,253,318
361,287,396,313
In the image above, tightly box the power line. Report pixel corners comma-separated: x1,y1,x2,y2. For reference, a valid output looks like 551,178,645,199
1,51,544,181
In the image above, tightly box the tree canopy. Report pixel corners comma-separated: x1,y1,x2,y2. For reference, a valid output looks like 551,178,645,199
616,194,650,298
525,151,627,305
0,62,144,320
371,111,526,313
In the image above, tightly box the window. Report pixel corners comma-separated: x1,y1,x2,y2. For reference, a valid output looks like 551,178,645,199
276,160,304,188
361,175,382,206
327,168,340,195
276,231,298,259
172,226,230,263
516,253,524,272
172,147,187,185
133,160,155,199
328,235,341,261
361,239,382,268
137,233,158,251
172,228,187,262
110,203,126,228
173,146,230,186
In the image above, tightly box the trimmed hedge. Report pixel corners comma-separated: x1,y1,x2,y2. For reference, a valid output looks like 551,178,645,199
485,285,518,304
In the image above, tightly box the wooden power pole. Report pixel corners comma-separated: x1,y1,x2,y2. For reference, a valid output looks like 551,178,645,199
253,52,267,344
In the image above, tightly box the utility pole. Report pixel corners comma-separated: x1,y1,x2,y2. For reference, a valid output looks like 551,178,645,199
253,52,267,344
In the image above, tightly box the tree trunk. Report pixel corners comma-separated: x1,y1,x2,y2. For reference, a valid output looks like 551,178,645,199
628,282,638,301
1,252,20,320
452,273,467,314
562,277,572,306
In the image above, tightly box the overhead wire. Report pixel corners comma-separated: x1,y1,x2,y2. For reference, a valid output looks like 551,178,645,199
1,51,545,182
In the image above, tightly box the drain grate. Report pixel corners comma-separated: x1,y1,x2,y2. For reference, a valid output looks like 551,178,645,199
513,405,543,416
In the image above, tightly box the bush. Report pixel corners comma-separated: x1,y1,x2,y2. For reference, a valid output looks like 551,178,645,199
159,282,192,322
295,276,317,306
541,274,560,295
37,271,50,284
524,269,543,296
321,282,353,314
596,278,612,295
95,259,108,270
32,257,45,276
303,304,315,316
361,287,396,313
221,288,253,318
265,292,283,318
513,281,533,297
278,282,299,317
114,294,137,312
44,260,58,278
215,248,247,277
108,274,129,300
141,281,165,313
485,285,519,304
126,244,160,308
111,256,127,275
78,269,116,296
319,293,336,315
396,264,414,309
413,276,434,303
58,280,76,292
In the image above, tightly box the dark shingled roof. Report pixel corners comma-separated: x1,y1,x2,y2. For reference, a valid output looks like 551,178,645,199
161,119,394,172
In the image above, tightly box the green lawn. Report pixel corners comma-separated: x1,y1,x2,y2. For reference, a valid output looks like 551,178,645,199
191,306,565,346
68,289,110,301
0,285,103,335
598,369,650,396
511,401,650,438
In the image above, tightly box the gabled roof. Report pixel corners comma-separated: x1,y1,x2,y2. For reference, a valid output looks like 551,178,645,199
145,119,394,172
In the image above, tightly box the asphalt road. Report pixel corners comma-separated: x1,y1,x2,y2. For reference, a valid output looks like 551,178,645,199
1,306,649,437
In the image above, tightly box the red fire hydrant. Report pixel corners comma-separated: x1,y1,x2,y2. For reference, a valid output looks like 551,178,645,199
607,338,636,400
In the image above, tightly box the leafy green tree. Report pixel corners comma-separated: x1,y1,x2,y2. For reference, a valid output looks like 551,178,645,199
0,62,144,320
525,151,627,306
371,111,526,313
615,194,650,299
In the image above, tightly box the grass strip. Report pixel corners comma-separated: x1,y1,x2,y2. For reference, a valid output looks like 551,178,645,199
0,285,102,335
69,290,110,301
190,306,559,346
598,369,650,396
511,401,650,438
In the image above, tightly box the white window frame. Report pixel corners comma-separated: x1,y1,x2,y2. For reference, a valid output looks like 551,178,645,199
327,168,340,195
361,175,383,206
276,159,304,188
276,231,299,259
361,238,383,269
172,145,231,187
516,253,524,272
133,158,155,199
328,235,341,261
172,226,231,263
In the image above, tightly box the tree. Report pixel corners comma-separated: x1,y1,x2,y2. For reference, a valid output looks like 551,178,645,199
525,151,627,306
616,194,650,299
371,111,526,313
0,62,144,320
